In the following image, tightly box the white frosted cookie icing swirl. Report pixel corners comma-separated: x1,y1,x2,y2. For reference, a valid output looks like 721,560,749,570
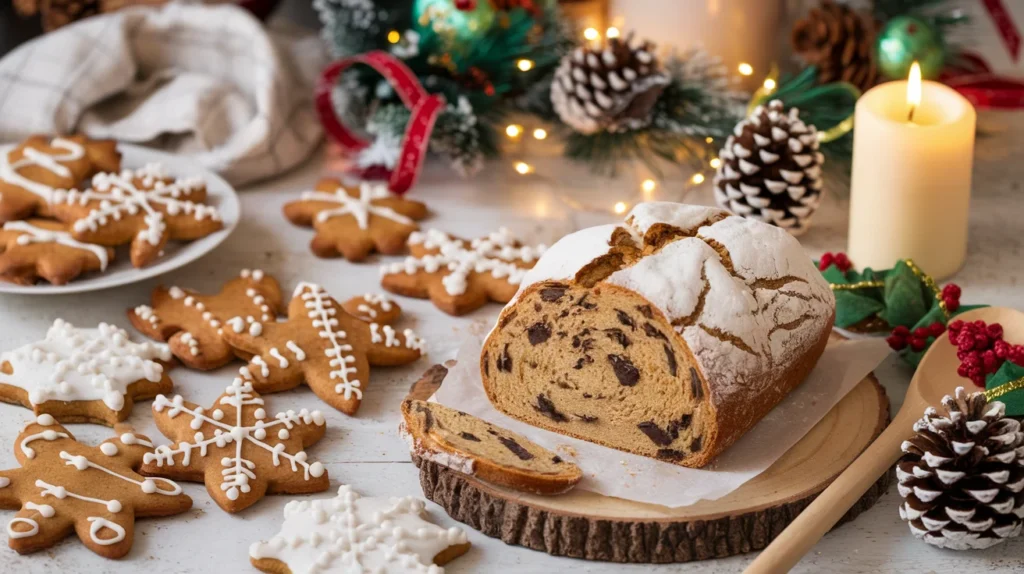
250,485,468,574
0,138,84,200
302,182,414,229
0,319,171,412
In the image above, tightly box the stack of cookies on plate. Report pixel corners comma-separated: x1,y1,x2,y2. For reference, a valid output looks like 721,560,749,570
0,135,223,285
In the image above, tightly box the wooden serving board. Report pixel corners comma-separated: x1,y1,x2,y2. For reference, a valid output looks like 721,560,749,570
406,338,891,563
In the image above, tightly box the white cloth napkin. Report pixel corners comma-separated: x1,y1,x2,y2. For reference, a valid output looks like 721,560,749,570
0,3,326,186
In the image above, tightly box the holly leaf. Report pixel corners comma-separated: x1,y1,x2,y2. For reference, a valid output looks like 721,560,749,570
878,261,929,328
821,265,849,284
986,360,1024,417
835,291,885,328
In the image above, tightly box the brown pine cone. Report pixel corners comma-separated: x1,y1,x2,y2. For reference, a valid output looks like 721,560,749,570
39,0,100,31
791,0,879,92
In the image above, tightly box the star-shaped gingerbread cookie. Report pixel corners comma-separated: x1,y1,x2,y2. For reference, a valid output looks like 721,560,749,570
220,282,426,415
0,319,174,425
283,178,427,261
129,269,284,371
140,378,329,513
0,135,120,223
380,228,547,315
0,219,114,285
50,164,223,268
0,414,192,558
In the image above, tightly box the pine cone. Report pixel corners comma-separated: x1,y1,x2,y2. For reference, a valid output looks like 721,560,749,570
791,0,878,93
899,387,1024,550
712,100,824,236
38,0,101,31
550,32,670,135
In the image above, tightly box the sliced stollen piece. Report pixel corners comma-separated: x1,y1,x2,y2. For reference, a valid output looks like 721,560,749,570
481,202,835,468
400,399,583,495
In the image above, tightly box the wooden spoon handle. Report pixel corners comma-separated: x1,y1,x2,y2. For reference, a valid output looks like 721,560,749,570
743,405,919,574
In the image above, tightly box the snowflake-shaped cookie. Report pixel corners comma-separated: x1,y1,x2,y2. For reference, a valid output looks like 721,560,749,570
140,378,329,513
283,178,428,261
129,268,283,371
380,228,547,315
221,282,426,415
0,414,192,558
0,135,120,223
250,485,470,574
0,319,173,425
51,164,222,268
0,219,114,285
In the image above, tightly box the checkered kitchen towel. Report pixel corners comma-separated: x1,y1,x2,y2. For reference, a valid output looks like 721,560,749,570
0,3,326,186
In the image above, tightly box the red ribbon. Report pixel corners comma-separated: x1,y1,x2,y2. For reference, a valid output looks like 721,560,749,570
315,51,446,195
982,0,1021,63
942,52,1024,109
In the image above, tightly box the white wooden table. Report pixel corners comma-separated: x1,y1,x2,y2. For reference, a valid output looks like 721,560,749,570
2,119,1024,573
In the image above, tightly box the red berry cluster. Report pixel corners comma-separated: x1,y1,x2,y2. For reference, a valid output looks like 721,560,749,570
947,320,1024,387
819,252,852,272
941,283,961,312
887,322,945,353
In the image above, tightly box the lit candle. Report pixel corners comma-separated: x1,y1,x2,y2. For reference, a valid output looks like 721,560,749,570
847,63,976,280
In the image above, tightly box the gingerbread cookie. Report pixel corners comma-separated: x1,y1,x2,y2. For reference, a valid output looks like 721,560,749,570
140,378,328,513
0,219,114,285
221,282,426,415
283,179,428,261
380,228,547,316
0,319,173,425
341,292,401,324
400,400,583,495
50,164,223,268
0,135,120,223
0,414,192,558
250,485,470,574
129,268,283,371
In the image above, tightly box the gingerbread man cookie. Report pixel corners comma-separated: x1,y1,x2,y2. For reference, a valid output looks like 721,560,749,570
0,414,192,558
0,319,174,425
140,378,329,513
129,269,284,371
283,179,428,261
0,135,120,223
50,164,223,268
221,282,426,415
0,219,114,285
250,485,470,574
380,228,547,316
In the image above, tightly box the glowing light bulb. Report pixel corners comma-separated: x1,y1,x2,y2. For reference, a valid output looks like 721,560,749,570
514,162,532,175
505,124,523,138
516,59,534,72
641,179,656,193
709,158,722,169
763,78,776,91
532,128,547,140
584,28,599,41
738,62,754,76
705,136,714,144
613,201,628,214
606,27,620,39
691,173,706,184
387,30,401,44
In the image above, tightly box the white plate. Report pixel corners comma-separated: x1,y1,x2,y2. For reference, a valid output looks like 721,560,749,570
0,143,240,295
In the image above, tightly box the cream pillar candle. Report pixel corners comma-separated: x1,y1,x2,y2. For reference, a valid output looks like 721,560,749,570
847,74,976,280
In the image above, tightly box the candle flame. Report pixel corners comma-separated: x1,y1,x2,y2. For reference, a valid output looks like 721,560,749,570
907,61,922,122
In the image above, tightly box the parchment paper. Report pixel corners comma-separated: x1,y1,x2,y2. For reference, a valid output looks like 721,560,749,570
432,334,891,508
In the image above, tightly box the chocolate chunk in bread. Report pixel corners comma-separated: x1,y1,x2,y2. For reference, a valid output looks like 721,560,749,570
400,400,582,495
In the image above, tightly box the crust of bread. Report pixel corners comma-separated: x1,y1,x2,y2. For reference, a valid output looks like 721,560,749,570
400,399,582,495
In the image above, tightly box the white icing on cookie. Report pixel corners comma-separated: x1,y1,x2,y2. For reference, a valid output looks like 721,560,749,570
295,283,361,400
52,164,217,246
0,319,171,413
3,221,109,270
381,228,545,296
0,138,84,200
285,341,306,361
240,268,265,282
179,332,200,356
249,485,467,574
146,379,326,501
302,182,414,229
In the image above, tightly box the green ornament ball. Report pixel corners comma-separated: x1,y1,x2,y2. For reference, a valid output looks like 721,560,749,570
414,0,496,42
876,16,946,80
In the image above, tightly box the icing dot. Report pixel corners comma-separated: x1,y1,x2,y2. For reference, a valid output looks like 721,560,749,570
254,428,267,440
254,408,266,419
107,500,122,513
141,479,157,494
36,414,55,426
100,443,119,456
278,429,290,440
212,409,224,420
309,462,325,478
